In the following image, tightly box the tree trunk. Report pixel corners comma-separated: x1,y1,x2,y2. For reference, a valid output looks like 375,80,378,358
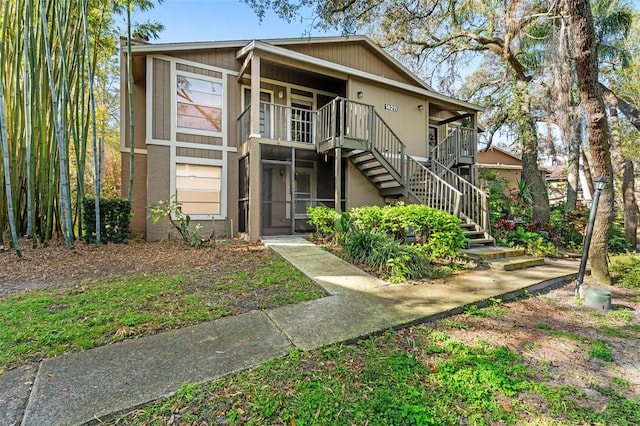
599,82,640,133
581,149,595,199
515,79,550,224
622,160,638,251
563,0,615,284
565,116,581,212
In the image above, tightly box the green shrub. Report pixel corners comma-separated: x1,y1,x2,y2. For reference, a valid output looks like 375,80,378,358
478,169,511,226
608,222,632,254
342,230,389,264
348,203,466,260
610,252,640,289
147,197,214,247
307,206,338,239
348,205,385,232
342,231,431,282
83,198,131,243
550,204,585,249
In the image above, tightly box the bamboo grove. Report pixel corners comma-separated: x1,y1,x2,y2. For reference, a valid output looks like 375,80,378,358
0,0,123,254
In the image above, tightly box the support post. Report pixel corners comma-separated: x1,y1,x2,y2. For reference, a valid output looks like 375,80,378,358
335,148,342,212
249,54,261,138
248,141,261,242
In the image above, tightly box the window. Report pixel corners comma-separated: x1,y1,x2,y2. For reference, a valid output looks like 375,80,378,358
176,75,222,132
175,163,221,216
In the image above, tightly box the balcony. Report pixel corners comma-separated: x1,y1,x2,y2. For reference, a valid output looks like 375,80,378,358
238,102,316,146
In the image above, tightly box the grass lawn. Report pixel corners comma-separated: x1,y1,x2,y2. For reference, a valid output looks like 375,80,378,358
0,251,324,370
108,281,640,425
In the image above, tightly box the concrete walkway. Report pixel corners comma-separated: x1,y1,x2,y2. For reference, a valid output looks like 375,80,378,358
1,236,580,426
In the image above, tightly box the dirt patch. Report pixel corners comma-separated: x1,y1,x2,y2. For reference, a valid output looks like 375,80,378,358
430,282,640,402
0,238,268,298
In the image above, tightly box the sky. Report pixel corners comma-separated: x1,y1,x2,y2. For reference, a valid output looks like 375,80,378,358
134,0,340,44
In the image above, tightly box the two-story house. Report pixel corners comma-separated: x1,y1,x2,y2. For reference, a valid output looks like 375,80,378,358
121,36,490,244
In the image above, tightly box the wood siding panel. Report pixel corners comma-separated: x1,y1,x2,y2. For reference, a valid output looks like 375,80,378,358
152,58,171,140
176,147,223,159
176,133,223,146
173,48,241,72
285,42,415,86
176,63,222,78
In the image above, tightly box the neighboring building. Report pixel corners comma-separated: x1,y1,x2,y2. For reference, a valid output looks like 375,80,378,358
476,146,524,191
121,36,489,243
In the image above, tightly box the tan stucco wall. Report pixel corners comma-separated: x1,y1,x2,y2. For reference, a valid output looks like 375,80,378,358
477,166,522,192
477,149,521,166
346,162,385,208
348,77,428,158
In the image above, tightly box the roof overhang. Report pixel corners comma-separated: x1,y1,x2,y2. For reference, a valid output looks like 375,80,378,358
236,39,484,112
129,35,485,112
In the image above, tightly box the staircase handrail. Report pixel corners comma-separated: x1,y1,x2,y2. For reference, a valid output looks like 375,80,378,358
318,97,406,183
406,156,462,217
430,158,490,234
369,109,405,184
430,127,476,170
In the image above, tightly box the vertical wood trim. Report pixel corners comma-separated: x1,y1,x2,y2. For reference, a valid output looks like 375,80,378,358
146,55,153,147
250,53,261,137
248,141,261,241
335,148,342,212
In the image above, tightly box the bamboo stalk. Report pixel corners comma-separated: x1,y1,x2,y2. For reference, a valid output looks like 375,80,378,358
41,0,74,247
0,0,22,257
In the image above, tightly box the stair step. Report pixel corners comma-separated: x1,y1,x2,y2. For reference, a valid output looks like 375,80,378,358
350,153,375,163
379,184,404,194
464,230,485,238
487,256,546,271
363,168,389,178
462,246,525,260
466,238,495,247
370,175,395,183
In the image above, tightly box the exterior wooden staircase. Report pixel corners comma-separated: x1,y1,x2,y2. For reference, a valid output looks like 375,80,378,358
316,97,495,247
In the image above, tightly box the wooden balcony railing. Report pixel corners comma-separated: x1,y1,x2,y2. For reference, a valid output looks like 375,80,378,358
238,102,315,145
430,127,476,169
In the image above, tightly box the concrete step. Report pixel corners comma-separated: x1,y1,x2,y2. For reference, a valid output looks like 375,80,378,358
487,256,546,271
466,237,496,247
462,246,525,260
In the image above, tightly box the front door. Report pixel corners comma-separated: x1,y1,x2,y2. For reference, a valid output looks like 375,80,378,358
261,163,292,235
290,98,313,144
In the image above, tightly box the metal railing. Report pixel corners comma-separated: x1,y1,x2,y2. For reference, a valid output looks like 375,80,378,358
406,157,462,216
242,96,484,233
238,102,316,145
430,127,476,170
430,159,489,235
316,98,405,180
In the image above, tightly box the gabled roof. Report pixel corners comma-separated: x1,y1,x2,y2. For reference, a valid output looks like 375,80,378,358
479,146,522,160
130,35,484,112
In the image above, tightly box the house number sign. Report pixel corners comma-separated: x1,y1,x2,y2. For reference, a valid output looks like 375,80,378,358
384,103,398,112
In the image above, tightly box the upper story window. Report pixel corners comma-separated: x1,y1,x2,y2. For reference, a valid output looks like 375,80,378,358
176,75,222,132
